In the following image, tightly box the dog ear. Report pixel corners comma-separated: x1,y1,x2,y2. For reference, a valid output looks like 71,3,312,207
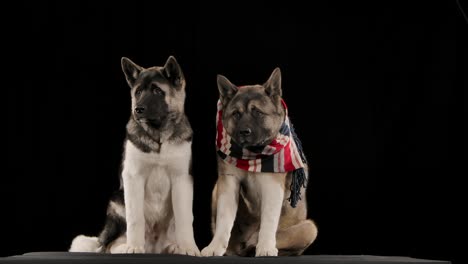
163,56,185,89
121,57,143,87
264,67,282,100
217,74,238,104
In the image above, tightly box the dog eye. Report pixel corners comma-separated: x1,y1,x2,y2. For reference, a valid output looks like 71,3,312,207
152,85,164,95
252,108,264,117
135,90,142,95
232,111,241,119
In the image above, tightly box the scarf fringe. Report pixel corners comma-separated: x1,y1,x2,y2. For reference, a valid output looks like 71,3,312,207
288,122,308,208
289,168,307,208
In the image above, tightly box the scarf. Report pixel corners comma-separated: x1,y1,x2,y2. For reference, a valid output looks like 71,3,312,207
216,99,308,208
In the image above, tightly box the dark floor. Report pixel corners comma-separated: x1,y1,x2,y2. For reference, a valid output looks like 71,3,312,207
0,252,451,264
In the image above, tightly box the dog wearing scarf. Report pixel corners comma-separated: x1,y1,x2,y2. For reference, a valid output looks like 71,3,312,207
201,68,318,257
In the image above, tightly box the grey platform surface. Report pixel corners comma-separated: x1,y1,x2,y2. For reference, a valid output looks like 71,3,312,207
0,252,451,264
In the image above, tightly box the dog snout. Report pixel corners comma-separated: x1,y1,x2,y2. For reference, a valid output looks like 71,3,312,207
239,128,252,136
135,106,145,114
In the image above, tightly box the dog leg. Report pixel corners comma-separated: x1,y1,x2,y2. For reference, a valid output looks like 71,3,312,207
171,174,201,256
255,173,285,257
108,235,127,253
201,175,240,256
116,172,145,253
276,219,318,256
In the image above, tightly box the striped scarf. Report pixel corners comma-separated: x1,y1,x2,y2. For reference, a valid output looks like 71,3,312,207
216,99,308,208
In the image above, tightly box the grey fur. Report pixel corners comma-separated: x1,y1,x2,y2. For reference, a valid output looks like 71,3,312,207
123,56,192,153
71,56,193,253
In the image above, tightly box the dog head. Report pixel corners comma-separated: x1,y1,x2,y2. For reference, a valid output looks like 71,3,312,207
217,68,286,148
121,56,185,129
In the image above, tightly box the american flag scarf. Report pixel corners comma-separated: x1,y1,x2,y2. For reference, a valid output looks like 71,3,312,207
216,99,308,208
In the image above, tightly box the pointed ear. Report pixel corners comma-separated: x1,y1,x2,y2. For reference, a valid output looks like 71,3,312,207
264,67,282,99
163,56,185,88
121,57,143,87
217,74,238,104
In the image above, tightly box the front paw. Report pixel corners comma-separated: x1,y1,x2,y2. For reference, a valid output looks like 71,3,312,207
167,242,201,256
111,243,145,254
201,243,226,256
255,243,278,257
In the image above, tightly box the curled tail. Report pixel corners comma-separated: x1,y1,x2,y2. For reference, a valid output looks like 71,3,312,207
70,190,126,253
69,235,101,252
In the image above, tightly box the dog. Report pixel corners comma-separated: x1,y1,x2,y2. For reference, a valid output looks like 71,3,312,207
69,56,200,256
201,68,318,257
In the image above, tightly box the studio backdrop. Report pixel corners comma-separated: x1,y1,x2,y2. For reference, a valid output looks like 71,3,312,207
6,1,465,264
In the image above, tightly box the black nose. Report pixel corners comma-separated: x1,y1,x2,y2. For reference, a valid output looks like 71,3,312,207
239,128,252,136
135,107,145,114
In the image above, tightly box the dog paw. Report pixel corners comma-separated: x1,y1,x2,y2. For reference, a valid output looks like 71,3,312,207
111,243,145,254
168,242,201,256
255,243,278,257
201,244,226,257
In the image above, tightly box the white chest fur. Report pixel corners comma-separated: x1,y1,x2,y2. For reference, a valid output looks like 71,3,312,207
122,140,192,223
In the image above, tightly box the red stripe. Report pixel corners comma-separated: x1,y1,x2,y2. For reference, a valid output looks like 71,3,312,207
281,99,288,110
216,109,224,149
236,159,250,171
289,140,300,169
283,141,295,171
267,139,284,154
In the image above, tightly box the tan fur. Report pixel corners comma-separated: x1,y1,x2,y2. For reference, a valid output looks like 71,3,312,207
206,158,317,256
202,68,317,257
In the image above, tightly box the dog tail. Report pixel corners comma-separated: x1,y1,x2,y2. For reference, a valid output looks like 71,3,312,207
69,235,101,252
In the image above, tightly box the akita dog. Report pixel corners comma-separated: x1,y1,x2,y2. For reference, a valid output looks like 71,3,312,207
70,56,200,256
202,68,318,257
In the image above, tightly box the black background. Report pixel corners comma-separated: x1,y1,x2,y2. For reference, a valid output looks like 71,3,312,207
5,1,466,264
